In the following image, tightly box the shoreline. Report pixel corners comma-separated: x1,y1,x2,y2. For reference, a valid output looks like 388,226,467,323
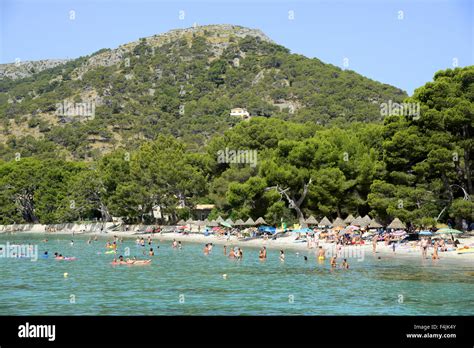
2,223,474,264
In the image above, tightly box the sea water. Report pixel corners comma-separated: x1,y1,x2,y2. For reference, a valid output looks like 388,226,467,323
0,234,473,315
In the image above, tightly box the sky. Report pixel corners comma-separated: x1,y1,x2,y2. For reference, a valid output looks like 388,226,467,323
0,0,472,94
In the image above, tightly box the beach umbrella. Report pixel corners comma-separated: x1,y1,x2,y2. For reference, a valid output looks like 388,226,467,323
332,217,346,227
344,214,355,224
391,230,407,236
305,215,319,225
418,230,433,236
195,220,206,227
234,219,245,226
318,216,332,227
215,216,225,223
219,221,232,228
244,217,255,226
291,228,313,233
435,228,463,235
388,218,406,230
362,215,372,224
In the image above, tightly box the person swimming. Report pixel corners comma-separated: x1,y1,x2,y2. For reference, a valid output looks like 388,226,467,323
149,248,154,256
203,244,209,255
259,247,267,260
341,259,349,269
279,250,285,262
172,239,178,248
178,241,182,249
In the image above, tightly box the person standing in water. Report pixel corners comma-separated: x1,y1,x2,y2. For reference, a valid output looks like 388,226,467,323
259,247,267,260
330,256,337,268
223,245,227,256
432,241,440,260
372,235,378,253
203,244,209,255
172,239,178,248
149,248,154,256
341,259,349,269
228,248,235,259
421,238,428,259
317,246,326,261
279,250,285,262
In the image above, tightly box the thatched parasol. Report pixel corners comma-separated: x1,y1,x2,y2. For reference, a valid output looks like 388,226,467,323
387,218,406,229
332,217,346,227
255,217,267,225
318,216,332,227
215,216,225,223
305,215,319,225
234,219,245,226
362,215,372,224
368,220,382,229
177,219,186,225
244,217,255,226
224,218,234,226
344,214,355,224
208,220,218,227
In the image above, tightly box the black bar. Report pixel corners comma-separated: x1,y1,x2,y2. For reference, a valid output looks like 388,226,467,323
0,316,472,346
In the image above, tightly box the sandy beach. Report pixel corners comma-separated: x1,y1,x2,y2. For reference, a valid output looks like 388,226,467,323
2,223,474,263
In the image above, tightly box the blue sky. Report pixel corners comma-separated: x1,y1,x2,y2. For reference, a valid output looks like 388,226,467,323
0,0,472,94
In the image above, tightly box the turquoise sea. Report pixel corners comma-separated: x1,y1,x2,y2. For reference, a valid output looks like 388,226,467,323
0,234,473,315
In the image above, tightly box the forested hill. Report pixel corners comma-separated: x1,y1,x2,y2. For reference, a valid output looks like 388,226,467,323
0,24,406,160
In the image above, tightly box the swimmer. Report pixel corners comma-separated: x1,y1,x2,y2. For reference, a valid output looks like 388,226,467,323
228,248,235,259
208,243,213,253
203,244,209,255
178,241,182,249
330,256,337,268
238,248,243,260
279,250,285,262
70,240,74,246
259,246,267,260
341,259,349,269
172,239,178,248
149,248,154,256
304,256,308,262
223,245,227,256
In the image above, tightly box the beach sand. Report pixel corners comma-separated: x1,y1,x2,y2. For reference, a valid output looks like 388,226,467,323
3,225,473,263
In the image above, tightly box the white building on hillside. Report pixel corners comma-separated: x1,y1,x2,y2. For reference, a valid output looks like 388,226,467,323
230,108,250,120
